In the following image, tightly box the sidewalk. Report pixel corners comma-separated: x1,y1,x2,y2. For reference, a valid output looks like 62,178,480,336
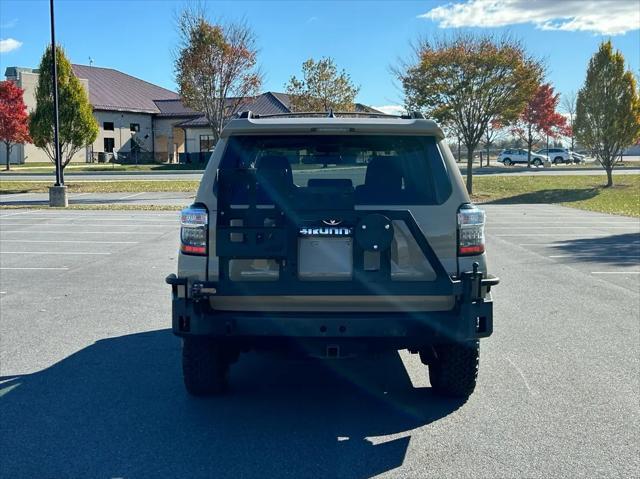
0,191,194,207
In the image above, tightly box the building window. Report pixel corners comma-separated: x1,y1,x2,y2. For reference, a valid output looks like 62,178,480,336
104,138,115,153
200,135,215,152
130,123,140,132
103,121,114,131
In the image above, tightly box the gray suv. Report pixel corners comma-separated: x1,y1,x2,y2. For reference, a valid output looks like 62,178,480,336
167,111,499,399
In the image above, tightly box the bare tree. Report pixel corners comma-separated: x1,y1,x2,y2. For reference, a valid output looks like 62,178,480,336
175,8,262,142
561,91,578,150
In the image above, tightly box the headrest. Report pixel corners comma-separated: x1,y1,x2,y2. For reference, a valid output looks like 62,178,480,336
364,156,402,190
256,155,293,185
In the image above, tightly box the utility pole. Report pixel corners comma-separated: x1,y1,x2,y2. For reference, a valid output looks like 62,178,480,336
48,0,67,206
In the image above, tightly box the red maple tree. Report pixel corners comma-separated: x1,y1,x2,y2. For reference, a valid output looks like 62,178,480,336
0,80,31,170
510,83,567,166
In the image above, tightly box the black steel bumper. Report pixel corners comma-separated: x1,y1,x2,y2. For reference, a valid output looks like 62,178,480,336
166,272,498,347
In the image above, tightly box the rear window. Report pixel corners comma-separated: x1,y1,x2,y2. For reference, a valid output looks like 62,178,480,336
217,135,452,205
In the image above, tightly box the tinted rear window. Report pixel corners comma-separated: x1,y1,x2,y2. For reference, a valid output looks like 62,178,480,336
218,135,452,205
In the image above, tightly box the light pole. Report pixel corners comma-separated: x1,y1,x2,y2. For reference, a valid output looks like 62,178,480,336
48,0,67,207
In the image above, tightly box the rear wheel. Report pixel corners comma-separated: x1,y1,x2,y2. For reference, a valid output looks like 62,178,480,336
554,156,563,164
182,338,230,396
428,340,479,398
533,158,543,167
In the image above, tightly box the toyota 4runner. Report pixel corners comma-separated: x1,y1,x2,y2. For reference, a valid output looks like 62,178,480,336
166,111,499,399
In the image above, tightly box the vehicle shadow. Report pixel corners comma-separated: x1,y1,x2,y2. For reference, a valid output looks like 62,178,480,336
549,232,640,267
0,329,464,478
484,187,599,205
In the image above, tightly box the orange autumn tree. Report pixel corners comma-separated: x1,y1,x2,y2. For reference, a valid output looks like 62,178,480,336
175,8,262,143
510,83,568,167
0,80,31,170
398,33,543,193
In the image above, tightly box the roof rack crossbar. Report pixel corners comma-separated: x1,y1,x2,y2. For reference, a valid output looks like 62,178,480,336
237,111,415,120
236,110,428,120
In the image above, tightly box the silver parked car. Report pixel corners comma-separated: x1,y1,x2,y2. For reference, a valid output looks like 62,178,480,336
537,148,585,164
498,148,551,167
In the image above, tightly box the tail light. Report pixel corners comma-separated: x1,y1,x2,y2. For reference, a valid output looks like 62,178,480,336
457,204,485,256
180,205,208,255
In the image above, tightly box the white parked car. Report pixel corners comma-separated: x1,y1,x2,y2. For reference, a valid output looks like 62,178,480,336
569,150,586,163
497,149,551,167
537,148,585,164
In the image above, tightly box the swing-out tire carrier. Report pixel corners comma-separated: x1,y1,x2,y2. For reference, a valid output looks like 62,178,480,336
166,270,497,354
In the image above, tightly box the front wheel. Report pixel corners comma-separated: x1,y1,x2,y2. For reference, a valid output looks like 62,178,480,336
502,158,512,166
532,158,543,167
427,340,479,398
182,338,230,396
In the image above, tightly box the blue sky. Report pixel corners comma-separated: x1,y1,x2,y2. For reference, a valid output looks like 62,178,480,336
1,0,639,113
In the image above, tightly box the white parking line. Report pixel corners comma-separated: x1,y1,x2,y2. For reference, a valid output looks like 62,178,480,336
0,239,139,244
0,212,33,217
489,226,639,229
518,243,640,246
0,217,177,223
494,234,613,237
0,223,174,227
591,271,640,275
0,251,111,255
549,255,640,259
0,230,160,234
0,267,69,271
0,214,178,218
490,222,639,226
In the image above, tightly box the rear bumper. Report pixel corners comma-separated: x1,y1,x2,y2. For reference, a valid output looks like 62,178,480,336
167,276,495,347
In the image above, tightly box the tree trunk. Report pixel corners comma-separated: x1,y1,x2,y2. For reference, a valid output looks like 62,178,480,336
5,142,10,171
526,125,532,168
486,143,490,167
605,164,613,187
466,146,474,195
457,138,461,163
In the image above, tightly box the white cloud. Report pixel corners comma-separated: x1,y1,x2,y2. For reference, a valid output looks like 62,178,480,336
0,38,22,53
373,105,406,116
419,0,640,35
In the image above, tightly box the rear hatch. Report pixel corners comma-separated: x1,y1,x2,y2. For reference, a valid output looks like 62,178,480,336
209,133,461,312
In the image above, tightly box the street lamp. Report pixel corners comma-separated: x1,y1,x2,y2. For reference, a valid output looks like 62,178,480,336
48,0,67,207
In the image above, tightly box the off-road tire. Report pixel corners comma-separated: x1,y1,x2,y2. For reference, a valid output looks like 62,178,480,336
429,340,479,398
182,338,229,396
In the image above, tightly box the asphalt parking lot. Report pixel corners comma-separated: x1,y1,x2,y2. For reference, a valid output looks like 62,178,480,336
0,205,638,478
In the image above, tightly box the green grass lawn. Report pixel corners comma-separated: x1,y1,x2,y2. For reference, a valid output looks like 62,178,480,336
473,174,640,217
1,174,638,217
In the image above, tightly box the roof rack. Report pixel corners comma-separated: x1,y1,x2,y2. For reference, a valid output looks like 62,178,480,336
237,110,427,120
